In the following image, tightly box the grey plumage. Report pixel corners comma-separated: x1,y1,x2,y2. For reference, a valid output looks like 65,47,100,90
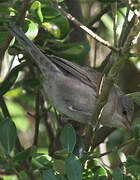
8,25,134,129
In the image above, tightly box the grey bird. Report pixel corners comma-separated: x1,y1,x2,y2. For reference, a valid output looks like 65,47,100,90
8,25,134,129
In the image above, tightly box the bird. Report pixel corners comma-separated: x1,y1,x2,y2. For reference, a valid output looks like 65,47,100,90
8,25,134,129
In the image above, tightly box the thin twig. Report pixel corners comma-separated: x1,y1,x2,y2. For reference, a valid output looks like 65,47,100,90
112,3,118,47
89,139,135,159
33,90,40,146
119,7,130,46
51,0,119,52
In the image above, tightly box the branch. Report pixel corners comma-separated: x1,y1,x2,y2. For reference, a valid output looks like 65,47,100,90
51,0,119,52
89,139,135,159
33,90,41,146
91,16,136,127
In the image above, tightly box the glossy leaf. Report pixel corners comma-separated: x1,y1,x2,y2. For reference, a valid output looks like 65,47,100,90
0,119,17,154
43,169,57,180
31,1,43,22
42,15,69,39
65,153,82,180
60,123,76,153
25,19,39,40
43,5,60,19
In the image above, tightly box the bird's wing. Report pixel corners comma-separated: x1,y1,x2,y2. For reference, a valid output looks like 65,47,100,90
47,55,98,89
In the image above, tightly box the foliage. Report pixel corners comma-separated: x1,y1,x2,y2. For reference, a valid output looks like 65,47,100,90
0,0,140,180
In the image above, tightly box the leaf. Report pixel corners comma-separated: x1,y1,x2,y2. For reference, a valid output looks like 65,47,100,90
42,5,60,19
55,148,69,158
53,159,66,174
31,1,43,22
42,15,69,39
25,19,39,40
32,153,51,169
0,119,17,154
134,122,140,142
124,176,132,180
112,168,123,180
60,123,76,153
56,174,67,180
48,41,90,63
43,169,57,180
127,92,140,106
13,146,36,162
0,63,25,96
65,153,82,180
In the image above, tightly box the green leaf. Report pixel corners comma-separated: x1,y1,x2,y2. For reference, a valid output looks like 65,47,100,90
134,122,140,142
65,153,82,180
0,119,17,154
127,92,140,106
112,168,123,180
53,159,66,174
98,0,120,3
124,176,132,180
55,148,69,158
31,1,43,22
13,146,36,162
42,5,60,19
32,153,51,169
42,15,69,39
43,169,57,180
60,123,76,153
126,155,140,175
95,166,107,177
0,63,25,96
56,174,67,180
25,19,39,40
133,96,140,106
48,41,90,63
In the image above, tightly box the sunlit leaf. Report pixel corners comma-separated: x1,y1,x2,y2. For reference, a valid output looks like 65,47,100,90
42,15,69,39
25,19,39,40
31,1,43,22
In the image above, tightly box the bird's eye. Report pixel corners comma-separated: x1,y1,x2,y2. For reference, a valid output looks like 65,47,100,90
122,110,127,116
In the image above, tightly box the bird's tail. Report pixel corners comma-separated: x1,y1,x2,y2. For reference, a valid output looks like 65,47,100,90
8,24,58,74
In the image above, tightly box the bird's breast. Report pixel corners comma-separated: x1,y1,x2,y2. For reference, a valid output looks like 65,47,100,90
43,72,96,123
